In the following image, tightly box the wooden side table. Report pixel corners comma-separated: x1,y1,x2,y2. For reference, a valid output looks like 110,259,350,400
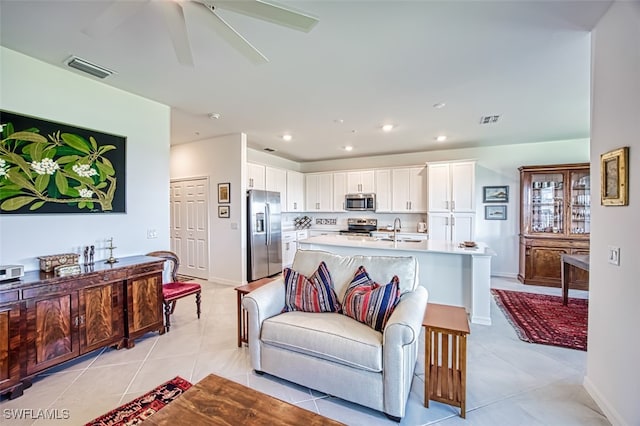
234,277,276,347
423,303,470,418
561,254,589,306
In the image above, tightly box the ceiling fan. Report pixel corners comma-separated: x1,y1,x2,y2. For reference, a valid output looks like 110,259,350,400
84,0,319,66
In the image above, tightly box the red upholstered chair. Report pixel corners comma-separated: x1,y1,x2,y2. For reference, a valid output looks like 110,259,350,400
147,251,201,332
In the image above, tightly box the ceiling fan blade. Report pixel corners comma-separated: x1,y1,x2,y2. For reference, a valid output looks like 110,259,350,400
213,0,319,32
197,3,268,64
157,1,194,67
83,0,149,38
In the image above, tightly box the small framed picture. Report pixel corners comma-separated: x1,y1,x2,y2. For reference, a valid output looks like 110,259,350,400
600,147,629,206
483,185,509,203
218,182,230,204
485,205,507,220
218,205,230,218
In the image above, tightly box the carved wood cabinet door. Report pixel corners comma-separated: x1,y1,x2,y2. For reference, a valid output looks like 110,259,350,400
0,303,22,391
78,283,125,354
125,271,163,345
26,293,80,375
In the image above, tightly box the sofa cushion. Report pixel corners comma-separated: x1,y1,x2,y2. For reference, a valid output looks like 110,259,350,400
292,250,418,302
261,311,383,372
343,266,401,331
282,261,341,313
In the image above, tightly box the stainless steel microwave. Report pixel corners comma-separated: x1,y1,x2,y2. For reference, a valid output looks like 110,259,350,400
345,193,376,211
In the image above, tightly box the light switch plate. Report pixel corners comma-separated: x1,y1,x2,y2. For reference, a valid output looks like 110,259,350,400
608,246,620,266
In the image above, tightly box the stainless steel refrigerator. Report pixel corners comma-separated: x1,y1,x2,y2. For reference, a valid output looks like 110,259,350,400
247,190,282,281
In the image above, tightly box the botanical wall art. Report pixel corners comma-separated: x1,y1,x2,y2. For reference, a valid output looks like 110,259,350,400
600,146,629,206
0,110,126,214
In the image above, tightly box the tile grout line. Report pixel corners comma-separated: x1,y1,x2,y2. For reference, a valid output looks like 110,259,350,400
117,337,161,405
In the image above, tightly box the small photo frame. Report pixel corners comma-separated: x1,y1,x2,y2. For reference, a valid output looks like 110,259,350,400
218,205,230,218
218,182,230,204
483,185,509,203
601,147,629,206
485,205,507,220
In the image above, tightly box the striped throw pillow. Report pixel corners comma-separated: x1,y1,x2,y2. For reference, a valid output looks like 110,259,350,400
343,266,401,332
282,261,341,313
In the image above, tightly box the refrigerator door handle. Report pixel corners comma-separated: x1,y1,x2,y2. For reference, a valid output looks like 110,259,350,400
265,202,271,245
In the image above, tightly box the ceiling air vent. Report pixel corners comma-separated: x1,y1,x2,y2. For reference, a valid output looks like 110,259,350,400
263,147,277,152
65,56,115,79
479,115,500,125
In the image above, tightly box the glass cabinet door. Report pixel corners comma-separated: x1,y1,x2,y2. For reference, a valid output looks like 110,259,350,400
530,172,564,234
569,171,590,235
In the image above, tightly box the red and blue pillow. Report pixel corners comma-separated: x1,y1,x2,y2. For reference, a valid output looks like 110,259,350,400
343,265,401,332
282,261,341,313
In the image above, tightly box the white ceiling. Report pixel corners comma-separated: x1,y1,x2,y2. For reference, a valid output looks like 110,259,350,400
0,0,611,162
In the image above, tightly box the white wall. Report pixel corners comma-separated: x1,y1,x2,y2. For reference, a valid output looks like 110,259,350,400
585,3,640,425
271,139,589,277
0,47,170,270
170,134,246,285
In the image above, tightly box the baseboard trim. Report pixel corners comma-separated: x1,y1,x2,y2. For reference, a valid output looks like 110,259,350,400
583,375,625,426
491,272,518,279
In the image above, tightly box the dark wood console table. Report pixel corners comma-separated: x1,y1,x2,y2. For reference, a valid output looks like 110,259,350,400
561,254,589,305
0,256,165,399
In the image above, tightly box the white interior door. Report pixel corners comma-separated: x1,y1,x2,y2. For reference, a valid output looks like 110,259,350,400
170,179,209,279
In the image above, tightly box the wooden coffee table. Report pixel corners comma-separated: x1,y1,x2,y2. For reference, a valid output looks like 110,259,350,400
143,373,344,425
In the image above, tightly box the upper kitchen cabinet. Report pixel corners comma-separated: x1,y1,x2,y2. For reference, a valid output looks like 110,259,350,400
375,169,392,212
427,161,476,213
286,170,304,213
346,170,375,194
265,166,287,208
391,167,427,212
518,163,590,288
247,163,266,190
305,173,333,212
333,172,347,212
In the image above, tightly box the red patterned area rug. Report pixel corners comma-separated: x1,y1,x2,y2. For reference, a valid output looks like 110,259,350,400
85,376,192,426
491,289,588,351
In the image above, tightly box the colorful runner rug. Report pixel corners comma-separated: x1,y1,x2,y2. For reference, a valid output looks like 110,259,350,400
491,289,588,351
85,376,192,425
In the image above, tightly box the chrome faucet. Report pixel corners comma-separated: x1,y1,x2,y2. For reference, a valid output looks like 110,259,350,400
393,217,402,242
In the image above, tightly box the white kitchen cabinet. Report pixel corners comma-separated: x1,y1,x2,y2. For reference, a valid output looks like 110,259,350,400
247,163,266,190
309,230,340,237
375,169,392,212
286,170,304,212
346,170,375,193
266,166,287,208
332,172,347,212
391,167,427,212
282,231,297,268
305,173,333,211
428,212,475,242
427,161,475,212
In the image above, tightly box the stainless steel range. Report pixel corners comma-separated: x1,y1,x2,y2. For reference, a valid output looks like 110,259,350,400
339,218,377,236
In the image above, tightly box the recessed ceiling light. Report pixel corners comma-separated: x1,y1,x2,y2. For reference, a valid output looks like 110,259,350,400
334,119,344,124
282,134,292,141
344,145,353,151
436,135,447,142
433,102,446,109
382,124,394,132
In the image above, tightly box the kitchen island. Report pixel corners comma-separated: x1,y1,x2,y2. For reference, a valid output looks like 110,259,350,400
298,235,494,325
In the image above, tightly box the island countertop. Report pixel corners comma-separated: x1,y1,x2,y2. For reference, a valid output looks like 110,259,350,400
298,234,494,256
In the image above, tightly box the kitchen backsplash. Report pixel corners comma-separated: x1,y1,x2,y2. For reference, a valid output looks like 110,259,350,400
283,212,427,232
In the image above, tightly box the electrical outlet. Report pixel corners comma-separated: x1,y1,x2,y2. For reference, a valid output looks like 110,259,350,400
608,246,620,266
147,229,157,239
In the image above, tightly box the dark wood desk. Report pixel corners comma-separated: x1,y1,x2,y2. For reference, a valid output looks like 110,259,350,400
423,303,470,418
143,373,344,425
561,254,589,305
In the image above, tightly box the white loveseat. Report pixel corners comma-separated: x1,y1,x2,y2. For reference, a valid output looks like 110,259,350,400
242,249,429,421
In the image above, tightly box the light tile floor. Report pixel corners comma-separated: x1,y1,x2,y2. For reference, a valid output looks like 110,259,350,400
0,277,609,425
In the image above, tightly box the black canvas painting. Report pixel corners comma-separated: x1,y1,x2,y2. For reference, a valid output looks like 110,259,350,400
0,110,126,214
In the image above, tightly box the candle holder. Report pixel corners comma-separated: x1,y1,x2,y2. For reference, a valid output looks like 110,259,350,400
105,237,118,264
